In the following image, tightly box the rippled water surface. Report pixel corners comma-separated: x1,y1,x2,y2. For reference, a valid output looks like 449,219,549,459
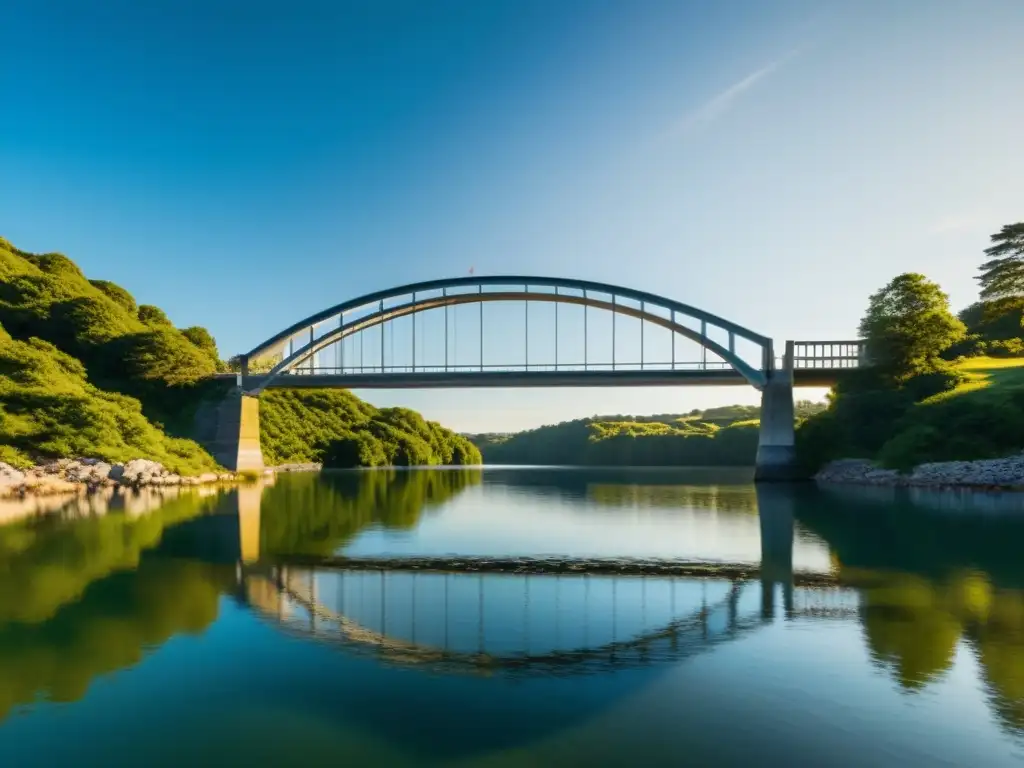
2,467,1024,766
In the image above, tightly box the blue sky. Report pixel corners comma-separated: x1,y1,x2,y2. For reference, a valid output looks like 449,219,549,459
3,0,1023,432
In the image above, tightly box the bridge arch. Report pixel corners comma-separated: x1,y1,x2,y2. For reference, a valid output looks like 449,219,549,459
243,276,775,392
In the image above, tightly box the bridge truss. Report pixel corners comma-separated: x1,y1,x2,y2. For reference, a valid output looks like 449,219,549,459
241,276,798,392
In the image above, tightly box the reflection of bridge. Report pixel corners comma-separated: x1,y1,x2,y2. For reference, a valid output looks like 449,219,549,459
241,567,858,678
208,481,857,677
200,276,868,479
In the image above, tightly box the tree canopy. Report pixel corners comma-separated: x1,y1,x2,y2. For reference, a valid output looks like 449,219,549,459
858,273,965,380
978,222,1024,301
470,403,826,467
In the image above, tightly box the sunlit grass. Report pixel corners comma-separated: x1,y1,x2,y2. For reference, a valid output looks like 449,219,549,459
922,357,1024,405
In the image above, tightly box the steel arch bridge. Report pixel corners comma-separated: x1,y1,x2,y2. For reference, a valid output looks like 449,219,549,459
203,275,866,477
235,276,865,393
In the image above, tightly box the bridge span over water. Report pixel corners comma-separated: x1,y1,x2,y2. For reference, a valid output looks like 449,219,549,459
202,276,868,480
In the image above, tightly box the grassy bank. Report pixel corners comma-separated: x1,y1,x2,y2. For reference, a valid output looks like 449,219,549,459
799,356,1024,472
882,356,1024,468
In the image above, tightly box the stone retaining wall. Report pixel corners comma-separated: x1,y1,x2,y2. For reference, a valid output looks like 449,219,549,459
815,456,1024,490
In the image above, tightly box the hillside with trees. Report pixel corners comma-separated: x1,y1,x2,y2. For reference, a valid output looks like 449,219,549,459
797,221,1024,471
0,238,478,471
470,402,825,466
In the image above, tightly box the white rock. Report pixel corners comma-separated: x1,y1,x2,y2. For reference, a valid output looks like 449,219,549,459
0,462,26,488
120,459,165,485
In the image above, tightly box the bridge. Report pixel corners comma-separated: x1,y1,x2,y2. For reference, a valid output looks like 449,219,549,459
202,276,867,480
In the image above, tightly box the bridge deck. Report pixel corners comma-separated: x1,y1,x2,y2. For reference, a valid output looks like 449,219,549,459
229,367,852,389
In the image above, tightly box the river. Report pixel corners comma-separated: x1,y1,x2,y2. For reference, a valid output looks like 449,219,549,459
1,467,1023,766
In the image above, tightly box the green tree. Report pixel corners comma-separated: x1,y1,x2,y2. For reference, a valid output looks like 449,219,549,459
180,326,221,367
226,354,279,374
137,304,173,327
858,273,965,380
979,222,1024,301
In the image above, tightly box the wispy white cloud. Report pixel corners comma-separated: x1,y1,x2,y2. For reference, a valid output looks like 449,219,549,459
674,49,799,134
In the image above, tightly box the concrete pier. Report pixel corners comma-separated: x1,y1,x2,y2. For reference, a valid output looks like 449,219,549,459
194,390,265,472
754,342,801,482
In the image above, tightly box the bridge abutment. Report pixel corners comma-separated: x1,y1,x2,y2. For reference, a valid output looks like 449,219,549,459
194,390,265,472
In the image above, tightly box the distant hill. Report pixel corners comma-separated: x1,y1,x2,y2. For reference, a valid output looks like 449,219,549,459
468,402,825,467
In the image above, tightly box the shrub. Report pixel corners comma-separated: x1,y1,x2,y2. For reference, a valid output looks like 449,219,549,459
877,425,946,472
180,326,222,369
47,296,142,352
259,389,480,468
984,338,1024,358
943,334,986,360
88,280,138,315
106,328,220,387
901,364,967,401
24,252,87,282
138,305,173,327
322,433,388,468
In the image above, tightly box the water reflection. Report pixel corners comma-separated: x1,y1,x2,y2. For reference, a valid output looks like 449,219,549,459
260,469,482,557
246,567,860,679
1,468,1024,760
796,490,1024,735
0,487,224,624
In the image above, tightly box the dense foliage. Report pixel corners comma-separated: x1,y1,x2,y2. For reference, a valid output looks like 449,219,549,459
0,323,220,473
260,389,481,468
0,237,224,435
0,237,480,470
471,402,825,466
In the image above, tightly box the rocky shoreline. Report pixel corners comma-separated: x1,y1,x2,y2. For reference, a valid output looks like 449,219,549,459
815,456,1024,491
0,458,250,499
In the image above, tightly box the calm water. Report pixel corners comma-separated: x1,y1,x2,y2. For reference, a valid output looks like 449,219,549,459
2,467,1024,766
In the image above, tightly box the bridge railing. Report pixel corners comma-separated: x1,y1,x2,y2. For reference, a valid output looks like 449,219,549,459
787,341,867,370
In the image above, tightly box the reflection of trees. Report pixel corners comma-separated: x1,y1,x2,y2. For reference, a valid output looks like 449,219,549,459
588,484,757,512
851,570,960,689
0,557,234,720
259,469,482,557
964,589,1024,732
839,564,1024,735
797,492,1024,735
479,467,753,507
840,564,1024,734
0,491,218,624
